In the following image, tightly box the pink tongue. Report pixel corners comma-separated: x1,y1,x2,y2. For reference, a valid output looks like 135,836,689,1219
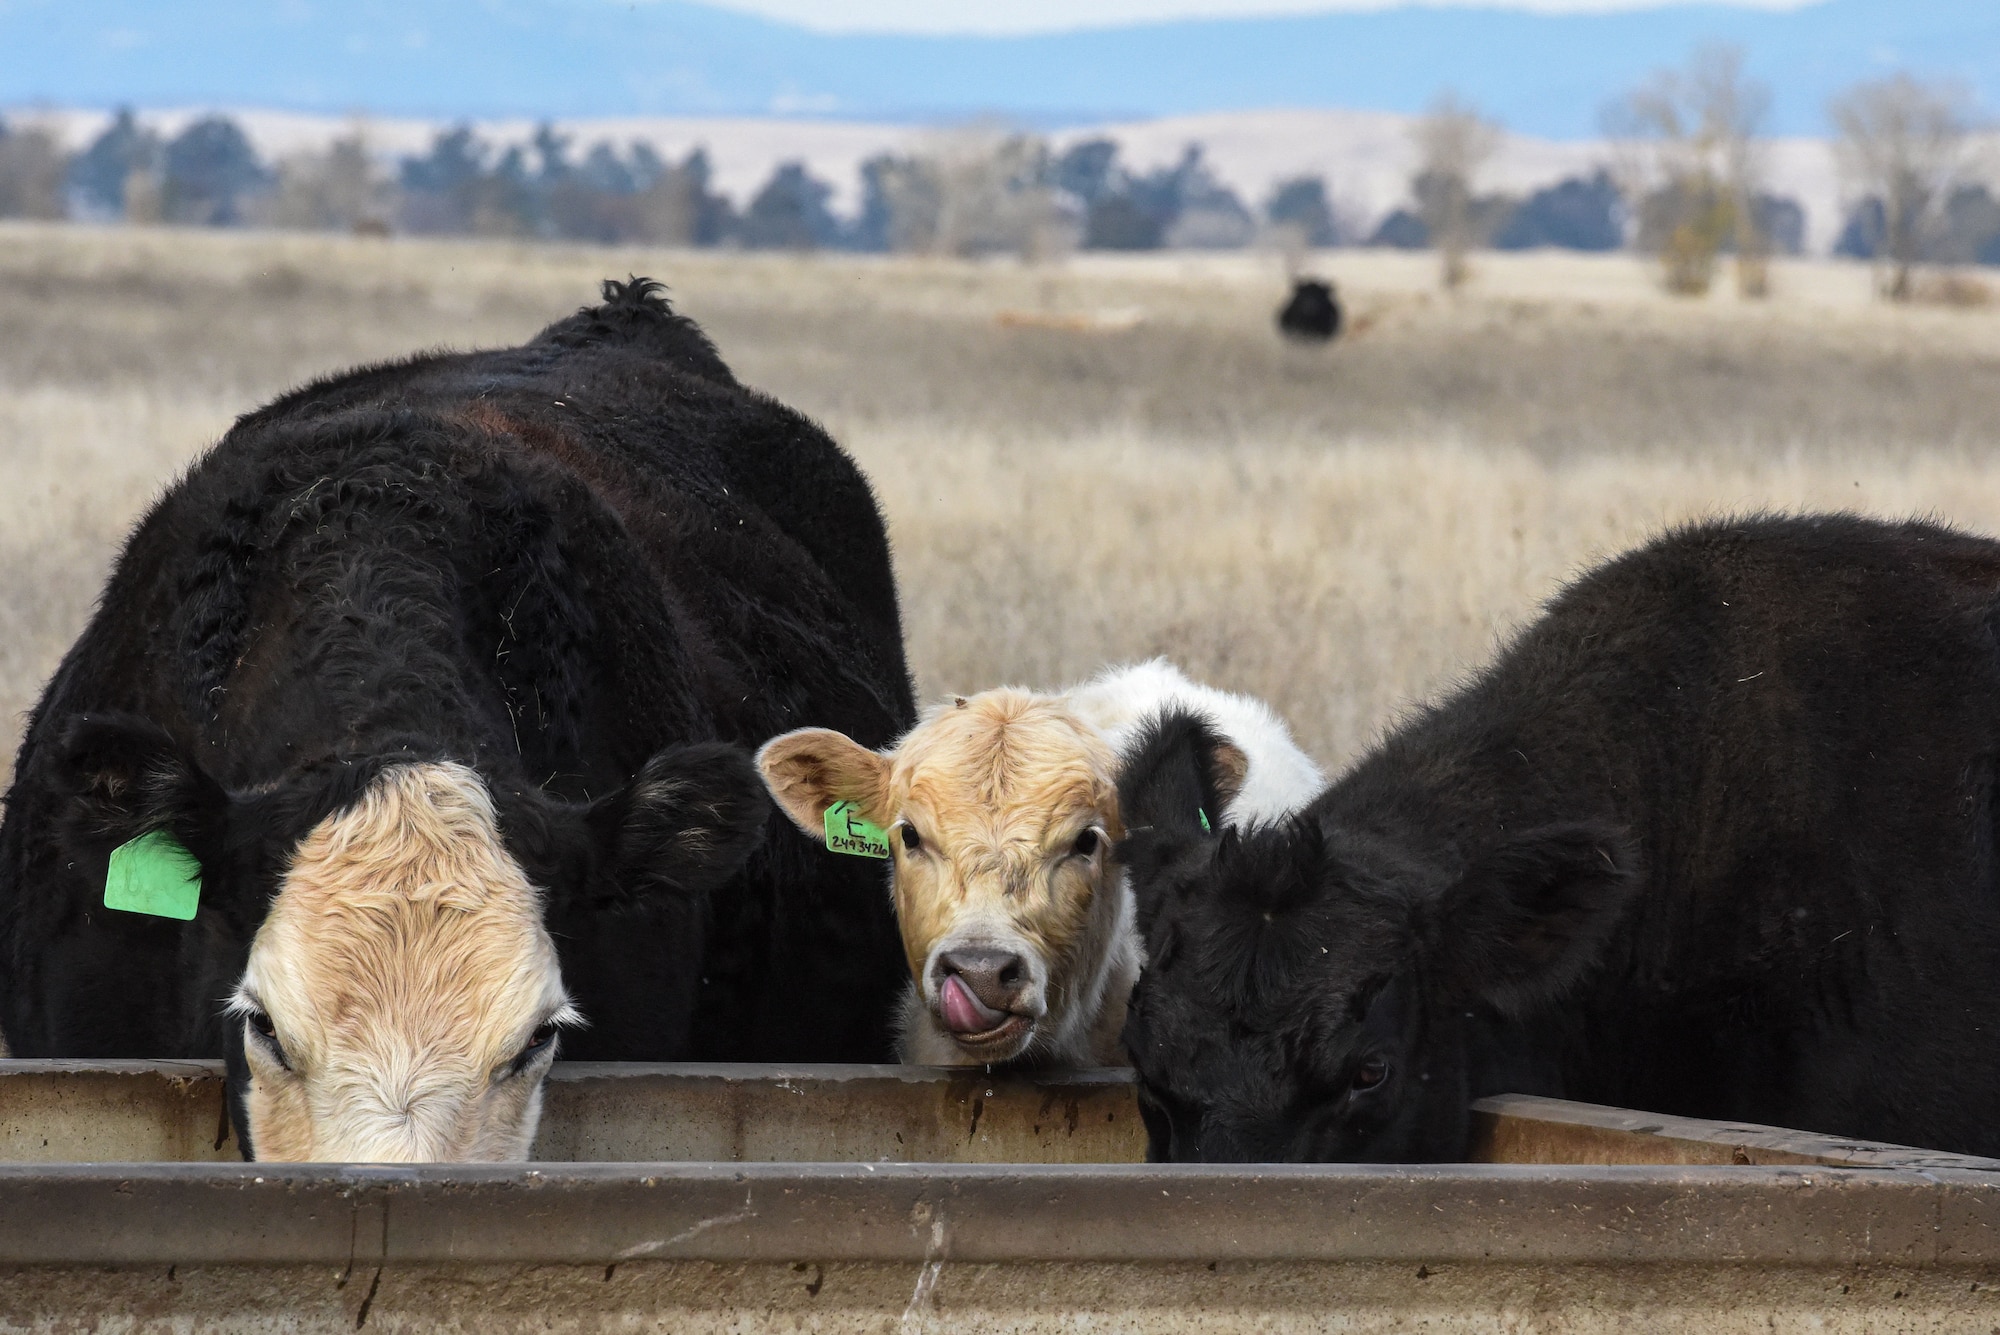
940,974,1006,1034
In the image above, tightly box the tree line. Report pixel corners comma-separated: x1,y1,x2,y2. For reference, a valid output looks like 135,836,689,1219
0,110,1631,257
0,52,1990,301
1408,49,1997,299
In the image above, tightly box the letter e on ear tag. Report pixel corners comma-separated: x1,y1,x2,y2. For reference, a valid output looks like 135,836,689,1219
824,800,891,859
103,830,203,921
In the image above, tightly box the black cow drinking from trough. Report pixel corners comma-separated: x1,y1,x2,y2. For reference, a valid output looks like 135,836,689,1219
0,278,915,1160
1277,280,1341,343
1118,515,2000,1161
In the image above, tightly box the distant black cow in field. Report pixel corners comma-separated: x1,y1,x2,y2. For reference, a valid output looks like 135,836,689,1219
0,278,915,1160
1277,279,1342,342
1118,515,2000,1161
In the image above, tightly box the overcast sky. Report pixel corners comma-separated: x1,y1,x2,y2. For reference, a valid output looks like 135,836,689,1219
699,0,1820,36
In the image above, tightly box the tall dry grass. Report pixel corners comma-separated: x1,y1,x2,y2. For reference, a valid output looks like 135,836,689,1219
864,429,2000,771
4,222,2000,783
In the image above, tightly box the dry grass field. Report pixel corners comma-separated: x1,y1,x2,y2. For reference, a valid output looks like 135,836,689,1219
5,220,2000,787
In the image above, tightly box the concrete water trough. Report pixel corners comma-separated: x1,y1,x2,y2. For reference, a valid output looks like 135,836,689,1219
2,1059,1999,1331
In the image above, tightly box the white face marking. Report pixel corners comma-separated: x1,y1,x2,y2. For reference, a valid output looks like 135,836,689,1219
886,693,1126,1065
758,696,1134,1068
230,762,578,1162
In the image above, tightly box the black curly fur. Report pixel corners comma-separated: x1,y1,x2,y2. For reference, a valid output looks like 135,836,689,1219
0,277,915,1076
532,276,736,384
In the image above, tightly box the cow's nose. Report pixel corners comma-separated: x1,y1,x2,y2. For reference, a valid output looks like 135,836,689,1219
934,947,1029,1012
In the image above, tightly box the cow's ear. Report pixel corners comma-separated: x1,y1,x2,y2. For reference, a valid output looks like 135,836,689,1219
590,743,770,904
1208,738,1249,818
1114,709,1245,933
52,713,231,871
755,727,894,836
1117,708,1245,840
1427,823,1639,1015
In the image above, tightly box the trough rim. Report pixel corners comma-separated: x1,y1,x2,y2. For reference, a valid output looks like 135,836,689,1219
0,1057,1138,1083
2,1159,1998,1267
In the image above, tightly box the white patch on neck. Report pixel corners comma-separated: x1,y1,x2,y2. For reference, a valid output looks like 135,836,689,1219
892,661,1321,1070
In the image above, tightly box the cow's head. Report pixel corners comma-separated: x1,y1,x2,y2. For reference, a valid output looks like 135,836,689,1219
1116,710,1638,1162
758,690,1142,1066
52,714,767,1161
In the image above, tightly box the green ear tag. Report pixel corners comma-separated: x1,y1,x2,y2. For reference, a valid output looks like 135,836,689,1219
1198,808,1213,834
824,800,891,859
103,830,203,921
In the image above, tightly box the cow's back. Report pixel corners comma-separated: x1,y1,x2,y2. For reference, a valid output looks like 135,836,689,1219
1341,514,2000,1149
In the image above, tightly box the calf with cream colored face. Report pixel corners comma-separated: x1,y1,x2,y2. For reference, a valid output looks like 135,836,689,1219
758,661,1323,1068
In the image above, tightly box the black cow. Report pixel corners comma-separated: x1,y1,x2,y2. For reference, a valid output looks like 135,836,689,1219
0,278,914,1160
1118,515,2000,1161
1277,280,1342,342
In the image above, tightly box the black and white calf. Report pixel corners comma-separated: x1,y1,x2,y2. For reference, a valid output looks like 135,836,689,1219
0,279,915,1160
1120,515,2000,1162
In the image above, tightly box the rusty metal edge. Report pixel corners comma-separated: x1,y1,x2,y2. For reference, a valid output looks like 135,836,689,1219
0,1059,229,1078
0,1059,1137,1087
1,1161,1997,1267
546,1062,1140,1092
1468,1094,2000,1170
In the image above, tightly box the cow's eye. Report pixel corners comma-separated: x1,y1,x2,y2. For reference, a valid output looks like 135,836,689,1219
1071,828,1100,858
1351,1057,1390,1091
244,1010,290,1071
506,1023,562,1078
901,824,922,852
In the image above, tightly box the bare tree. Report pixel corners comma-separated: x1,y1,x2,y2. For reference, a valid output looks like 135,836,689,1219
1699,47,1773,296
1831,74,1980,301
878,124,1070,260
1412,94,1501,290
634,158,708,245
0,120,68,220
868,154,944,253
936,125,1066,259
262,131,391,233
1609,45,1771,297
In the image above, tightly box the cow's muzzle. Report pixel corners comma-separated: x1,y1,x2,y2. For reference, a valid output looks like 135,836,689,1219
933,947,1036,1048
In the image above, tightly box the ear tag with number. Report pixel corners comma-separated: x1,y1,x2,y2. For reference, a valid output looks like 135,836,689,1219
824,800,891,859
103,830,203,921
1198,808,1213,834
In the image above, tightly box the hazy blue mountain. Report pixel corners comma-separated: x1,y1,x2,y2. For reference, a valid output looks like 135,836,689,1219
0,0,1991,138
